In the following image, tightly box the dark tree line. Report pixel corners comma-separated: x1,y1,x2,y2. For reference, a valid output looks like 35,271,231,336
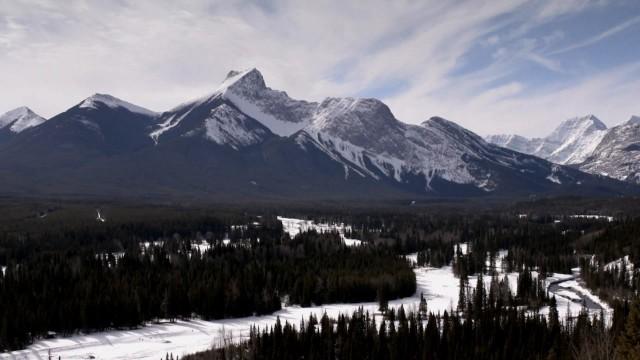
3,203,640,356
187,292,640,360
580,257,640,305
0,229,414,350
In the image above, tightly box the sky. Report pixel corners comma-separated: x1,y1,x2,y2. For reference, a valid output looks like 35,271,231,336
1,0,639,137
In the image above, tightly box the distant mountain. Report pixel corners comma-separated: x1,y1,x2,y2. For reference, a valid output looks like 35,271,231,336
0,94,159,164
484,134,540,155
0,107,46,141
0,69,636,201
543,115,608,164
487,115,640,184
486,115,608,165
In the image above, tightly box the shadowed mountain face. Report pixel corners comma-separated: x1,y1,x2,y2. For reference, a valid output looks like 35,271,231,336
0,69,637,202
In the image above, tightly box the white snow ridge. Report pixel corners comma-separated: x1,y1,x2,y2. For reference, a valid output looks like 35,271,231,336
0,107,47,133
80,94,158,117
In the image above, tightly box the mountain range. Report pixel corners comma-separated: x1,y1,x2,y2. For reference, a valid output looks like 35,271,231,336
0,68,637,202
487,114,640,184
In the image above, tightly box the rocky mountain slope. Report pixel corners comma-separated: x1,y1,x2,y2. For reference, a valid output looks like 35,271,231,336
581,119,640,183
0,69,635,201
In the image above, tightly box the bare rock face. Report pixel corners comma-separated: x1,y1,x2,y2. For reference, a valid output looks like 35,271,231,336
580,120,640,184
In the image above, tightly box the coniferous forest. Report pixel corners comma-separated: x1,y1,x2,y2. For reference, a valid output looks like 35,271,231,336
1,200,640,359
185,293,640,360
0,214,415,349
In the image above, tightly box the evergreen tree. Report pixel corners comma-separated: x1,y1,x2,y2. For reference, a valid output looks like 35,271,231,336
378,284,389,315
418,292,428,319
616,299,640,360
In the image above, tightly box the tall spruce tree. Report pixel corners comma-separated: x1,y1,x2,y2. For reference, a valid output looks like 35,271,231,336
616,299,640,360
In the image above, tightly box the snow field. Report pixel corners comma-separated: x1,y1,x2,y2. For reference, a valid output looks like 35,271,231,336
278,216,362,246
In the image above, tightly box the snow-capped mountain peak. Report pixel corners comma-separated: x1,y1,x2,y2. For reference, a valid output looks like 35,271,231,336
547,115,606,140
151,69,601,194
0,106,47,133
486,114,608,165
1,69,635,199
162,68,317,138
220,68,267,94
544,115,608,164
79,94,158,117
308,97,399,136
219,69,317,136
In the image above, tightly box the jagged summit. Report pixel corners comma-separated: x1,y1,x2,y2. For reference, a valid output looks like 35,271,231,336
486,114,608,165
554,114,607,133
147,70,634,195
1,68,634,200
223,68,265,88
216,68,268,97
0,106,46,133
160,68,317,139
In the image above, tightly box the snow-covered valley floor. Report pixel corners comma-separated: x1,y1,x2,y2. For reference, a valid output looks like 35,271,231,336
2,263,611,360
3,222,612,360
2,266,456,360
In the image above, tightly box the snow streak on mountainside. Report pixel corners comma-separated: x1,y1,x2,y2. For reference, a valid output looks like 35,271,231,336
0,67,636,199
219,69,317,136
545,115,608,164
151,70,501,190
201,104,270,149
0,107,46,133
486,115,607,165
162,69,604,192
151,69,316,143
142,68,639,194
299,103,494,189
580,121,640,183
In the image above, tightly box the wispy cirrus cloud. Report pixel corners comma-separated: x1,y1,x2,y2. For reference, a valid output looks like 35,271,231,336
549,14,640,55
0,0,638,137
